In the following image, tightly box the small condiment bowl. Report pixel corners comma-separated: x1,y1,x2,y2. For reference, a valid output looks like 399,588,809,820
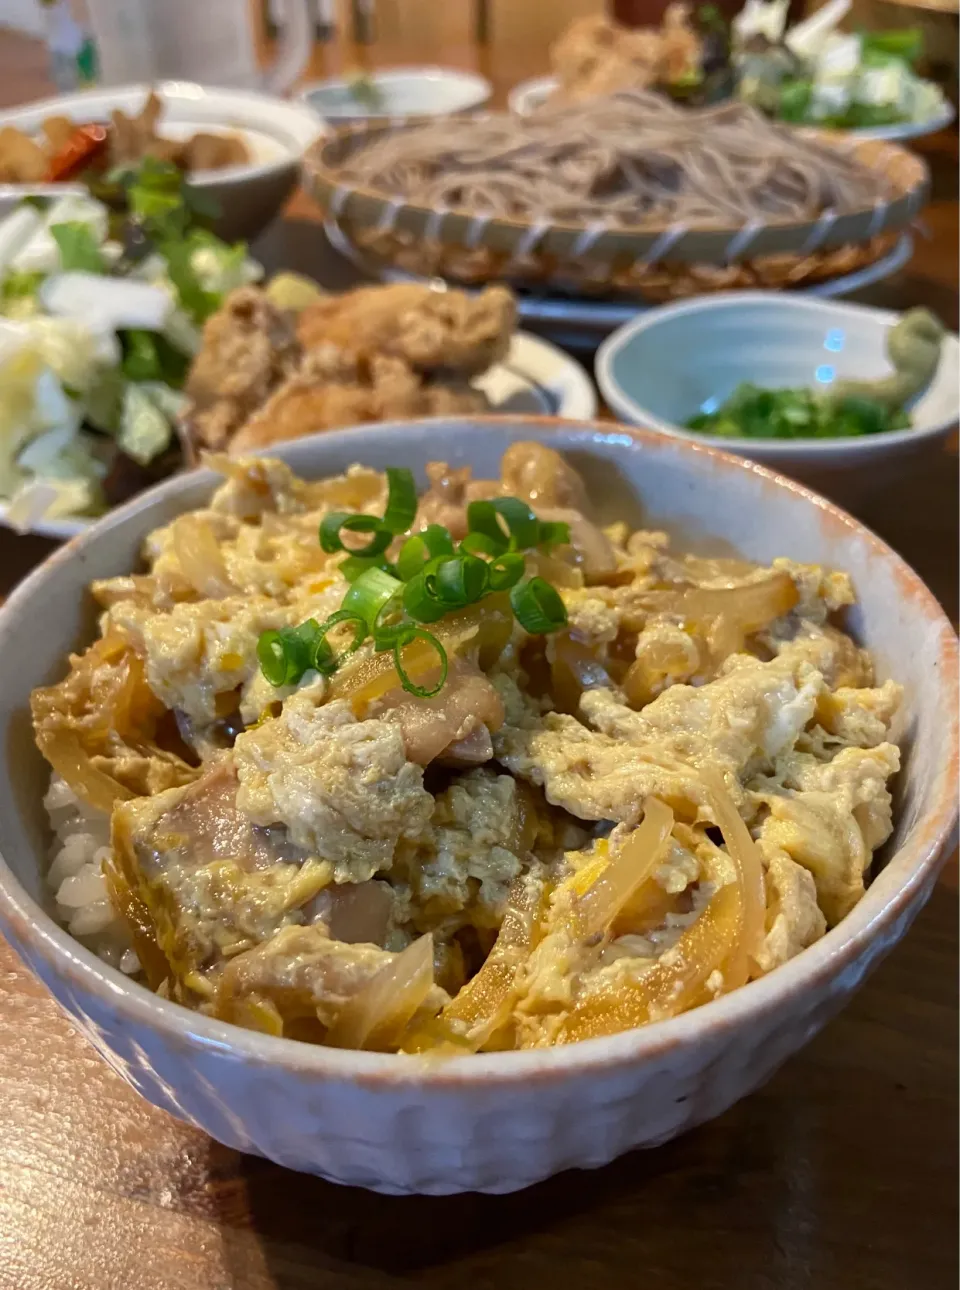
0,416,955,1194
595,292,960,498
0,82,323,242
298,67,492,123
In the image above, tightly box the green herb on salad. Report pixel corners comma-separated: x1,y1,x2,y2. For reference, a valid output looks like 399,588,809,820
50,221,106,273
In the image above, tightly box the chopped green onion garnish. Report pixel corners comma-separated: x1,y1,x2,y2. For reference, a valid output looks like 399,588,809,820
338,553,394,583
310,610,368,676
396,525,454,581
342,567,403,630
256,620,324,687
459,531,503,559
537,519,571,550
466,497,539,552
258,468,575,697
510,576,568,635
382,467,418,535
488,552,525,591
403,572,451,624
429,554,489,608
393,628,448,698
320,511,393,557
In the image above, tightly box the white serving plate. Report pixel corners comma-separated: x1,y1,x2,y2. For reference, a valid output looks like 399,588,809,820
0,329,596,540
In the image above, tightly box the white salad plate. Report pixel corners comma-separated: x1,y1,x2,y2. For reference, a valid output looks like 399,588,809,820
507,73,954,140
0,329,596,541
298,67,492,122
0,82,323,241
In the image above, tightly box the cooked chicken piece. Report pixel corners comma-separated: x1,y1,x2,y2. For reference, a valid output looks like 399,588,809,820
0,126,49,181
214,923,448,1039
549,6,701,103
111,761,330,993
180,131,248,171
109,91,182,166
414,461,501,538
185,287,301,452
228,345,488,453
500,441,592,513
297,283,516,376
370,659,505,766
233,692,434,884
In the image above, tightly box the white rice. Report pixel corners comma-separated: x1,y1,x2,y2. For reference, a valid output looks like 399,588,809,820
44,775,140,975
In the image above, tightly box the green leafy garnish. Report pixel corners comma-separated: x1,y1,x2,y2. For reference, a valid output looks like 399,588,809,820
861,27,923,66
686,384,911,440
257,467,571,695
50,221,105,273
120,330,190,385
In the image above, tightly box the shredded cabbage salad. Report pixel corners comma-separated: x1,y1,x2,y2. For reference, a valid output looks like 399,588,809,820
0,159,262,530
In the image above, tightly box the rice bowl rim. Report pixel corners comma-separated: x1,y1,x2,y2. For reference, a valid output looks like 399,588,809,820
303,114,930,269
0,416,953,1089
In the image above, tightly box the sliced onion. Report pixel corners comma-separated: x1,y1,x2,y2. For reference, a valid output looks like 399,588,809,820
550,633,611,715
552,877,742,1045
700,767,766,986
171,516,233,599
406,872,545,1054
325,933,437,1051
577,797,674,939
640,572,798,638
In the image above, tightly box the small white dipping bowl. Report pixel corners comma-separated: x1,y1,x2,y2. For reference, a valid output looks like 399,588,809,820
0,416,956,1194
0,82,323,242
596,293,960,496
299,67,492,122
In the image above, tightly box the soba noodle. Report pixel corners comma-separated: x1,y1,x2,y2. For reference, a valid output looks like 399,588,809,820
338,91,890,230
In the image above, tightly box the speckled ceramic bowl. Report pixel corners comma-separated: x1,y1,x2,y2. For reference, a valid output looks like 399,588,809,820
595,294,960,502
0,417,955,1195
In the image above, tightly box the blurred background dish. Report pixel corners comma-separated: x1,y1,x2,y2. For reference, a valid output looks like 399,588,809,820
304,98,928,304
0,82,323,241
299,66,493,121
324,213,916,346
595,291,959,496
509,3,955,138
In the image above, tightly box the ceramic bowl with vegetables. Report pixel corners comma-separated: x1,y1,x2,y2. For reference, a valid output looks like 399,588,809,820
733,0,954,139
0,161,275,535
595,293,959,489
0,82,322,241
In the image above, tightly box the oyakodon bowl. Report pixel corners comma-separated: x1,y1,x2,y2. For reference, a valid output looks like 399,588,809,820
0,416,955,1195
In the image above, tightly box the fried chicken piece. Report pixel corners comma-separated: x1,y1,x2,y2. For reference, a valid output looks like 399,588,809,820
549,6,701,102
229,345,489,454
0,126,48,182
297,284,516,378
185,287,302,452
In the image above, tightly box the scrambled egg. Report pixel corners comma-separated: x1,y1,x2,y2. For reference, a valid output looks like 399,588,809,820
33,445,903,1051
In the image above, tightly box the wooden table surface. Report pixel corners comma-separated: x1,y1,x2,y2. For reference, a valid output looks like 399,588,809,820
0,18,957,1290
